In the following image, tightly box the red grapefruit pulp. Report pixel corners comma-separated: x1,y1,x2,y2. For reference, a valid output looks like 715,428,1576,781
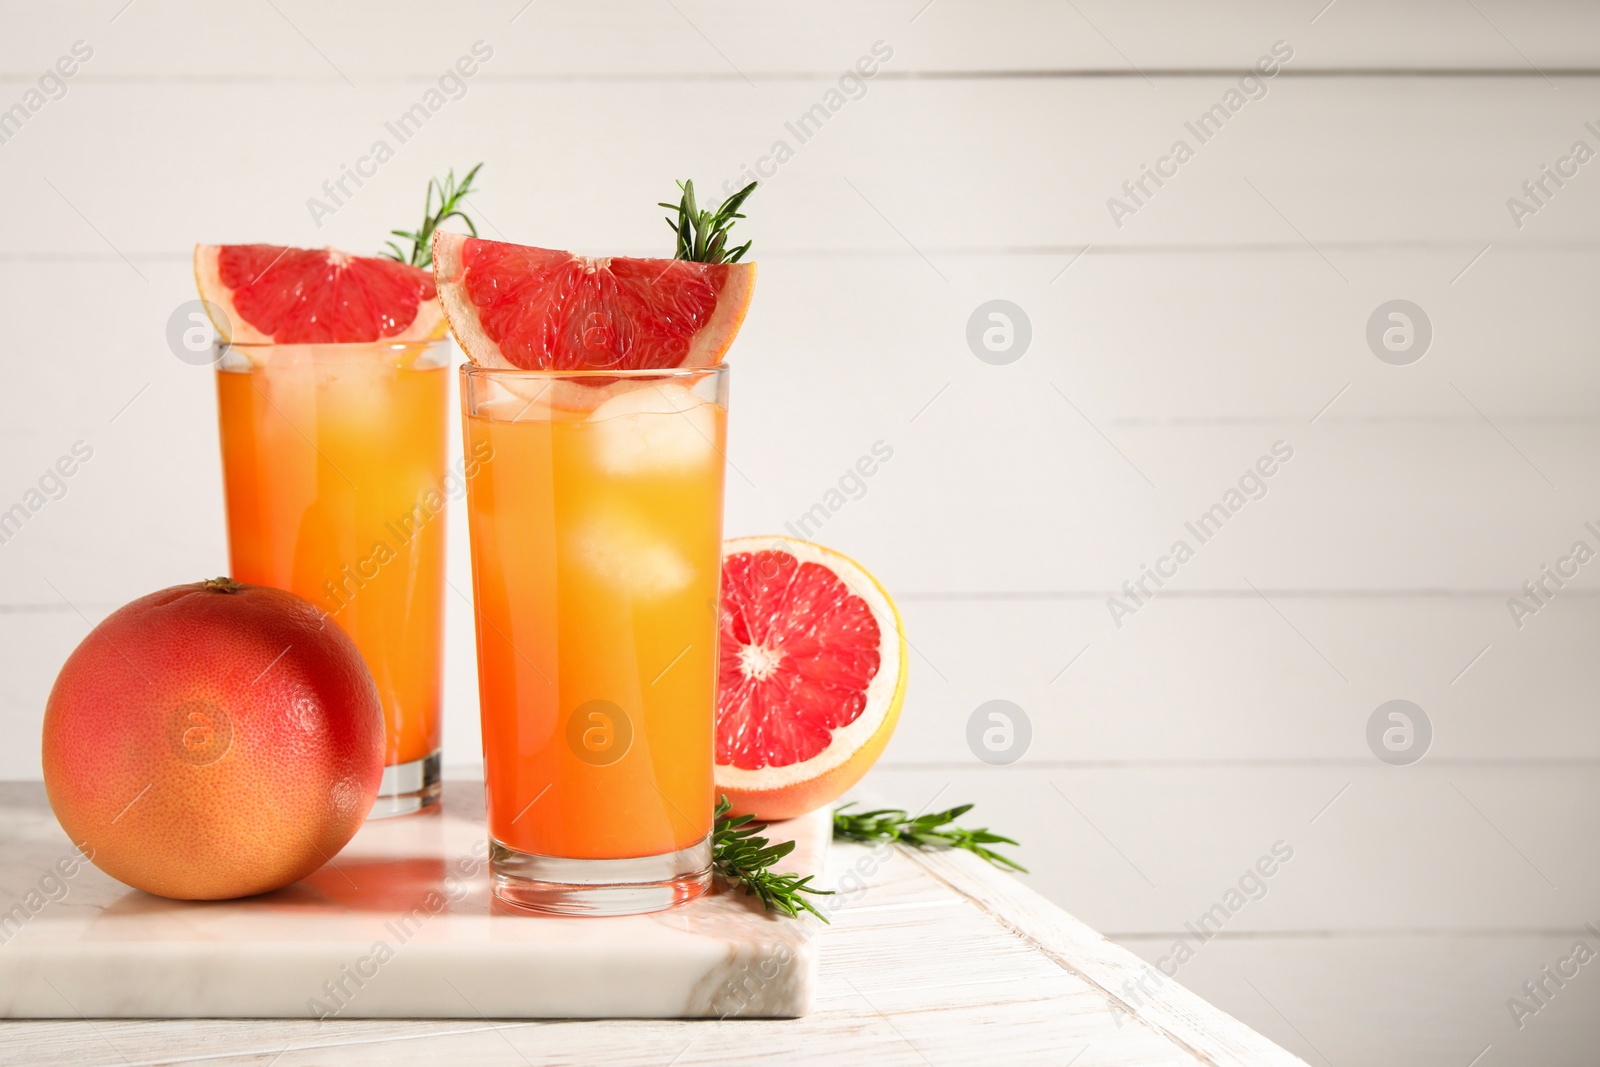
715,537,907,820
432,231,755,370
194,244,445,344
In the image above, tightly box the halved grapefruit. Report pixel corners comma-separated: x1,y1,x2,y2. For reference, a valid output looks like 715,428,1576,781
715,536,906,821
432,231,755,370
193,244,445,344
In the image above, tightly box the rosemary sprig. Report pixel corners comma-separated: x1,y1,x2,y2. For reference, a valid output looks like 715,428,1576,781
713,796,833,922
832,803,1027,872
384,163,483,268
715,797,1025,920
659,179,757,264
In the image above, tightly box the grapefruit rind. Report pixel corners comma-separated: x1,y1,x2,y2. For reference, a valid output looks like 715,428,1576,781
684,259,756,365
431,230,491,362
714,536,906,796
193,244,252,343
192,244,447,345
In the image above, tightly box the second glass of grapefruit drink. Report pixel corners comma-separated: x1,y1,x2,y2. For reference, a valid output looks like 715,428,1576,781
199,237,461,820
460,365,728,914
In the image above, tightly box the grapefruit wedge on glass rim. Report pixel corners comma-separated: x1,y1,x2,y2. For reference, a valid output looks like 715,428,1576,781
193,244,446,344
431,231,756,370
715,536,907,821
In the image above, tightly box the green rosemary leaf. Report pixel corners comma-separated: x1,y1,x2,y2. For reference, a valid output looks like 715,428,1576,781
662,179,757,264
832,802,1027,872
383,162,484,268
711,796,833,921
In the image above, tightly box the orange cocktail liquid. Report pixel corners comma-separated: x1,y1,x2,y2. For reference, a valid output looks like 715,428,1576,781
216,343,449,772
462,372,725,862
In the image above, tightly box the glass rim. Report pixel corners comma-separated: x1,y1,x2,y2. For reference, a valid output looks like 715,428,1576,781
460,361,727,380
214,337,452,350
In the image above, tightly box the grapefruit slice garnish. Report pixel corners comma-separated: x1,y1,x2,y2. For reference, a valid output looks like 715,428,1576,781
715,536,907,821
432,231,755,370
193,244,445,344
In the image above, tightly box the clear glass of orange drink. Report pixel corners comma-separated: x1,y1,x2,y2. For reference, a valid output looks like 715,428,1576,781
215,340,452,818
460,363,727,915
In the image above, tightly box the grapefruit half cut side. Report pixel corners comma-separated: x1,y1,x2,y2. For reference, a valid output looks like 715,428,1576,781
193,244,445,344
715,536,907,821
432,230,755,371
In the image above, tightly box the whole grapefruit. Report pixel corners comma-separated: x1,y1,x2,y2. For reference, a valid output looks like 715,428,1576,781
41,578,384,900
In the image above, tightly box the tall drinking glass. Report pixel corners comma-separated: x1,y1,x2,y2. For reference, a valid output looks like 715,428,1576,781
215,340,450,817
460,364,727,915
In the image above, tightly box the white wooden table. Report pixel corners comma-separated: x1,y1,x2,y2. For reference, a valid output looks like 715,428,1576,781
9,3,1600,1060
0,780,1304,1066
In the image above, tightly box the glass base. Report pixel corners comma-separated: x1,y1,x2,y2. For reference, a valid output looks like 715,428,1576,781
367,750,442,819
490,833,712,916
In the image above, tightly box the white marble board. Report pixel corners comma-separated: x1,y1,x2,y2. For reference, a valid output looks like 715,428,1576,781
0,782,827,1019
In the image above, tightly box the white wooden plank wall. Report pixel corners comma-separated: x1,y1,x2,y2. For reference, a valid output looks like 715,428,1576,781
3,3,1599,1063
